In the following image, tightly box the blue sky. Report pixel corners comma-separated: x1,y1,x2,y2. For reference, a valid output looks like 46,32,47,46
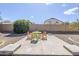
0,3,79,24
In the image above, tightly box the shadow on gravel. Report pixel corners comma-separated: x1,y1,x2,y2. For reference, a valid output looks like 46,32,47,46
5,33,25,37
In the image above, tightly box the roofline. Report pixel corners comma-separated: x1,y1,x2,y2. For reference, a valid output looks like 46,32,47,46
44,18,64,23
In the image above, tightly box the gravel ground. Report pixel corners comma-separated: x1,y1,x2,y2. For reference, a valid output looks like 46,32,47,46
0,33,26,48
54,34,79,46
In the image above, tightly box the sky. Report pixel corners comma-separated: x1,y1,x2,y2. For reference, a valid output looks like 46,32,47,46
0,3,79,24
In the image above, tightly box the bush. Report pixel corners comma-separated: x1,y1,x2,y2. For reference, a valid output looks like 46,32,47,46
13,19,30,34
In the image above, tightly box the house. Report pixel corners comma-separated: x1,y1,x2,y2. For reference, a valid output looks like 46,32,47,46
44,18,64,24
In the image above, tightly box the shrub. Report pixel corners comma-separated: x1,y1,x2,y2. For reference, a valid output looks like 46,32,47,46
13,19,30,34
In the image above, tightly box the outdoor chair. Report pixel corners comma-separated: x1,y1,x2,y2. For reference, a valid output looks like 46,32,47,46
31,32,39,44
41,32,47,40
26,31,32,40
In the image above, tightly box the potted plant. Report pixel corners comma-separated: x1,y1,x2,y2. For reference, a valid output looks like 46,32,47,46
31,31,41,44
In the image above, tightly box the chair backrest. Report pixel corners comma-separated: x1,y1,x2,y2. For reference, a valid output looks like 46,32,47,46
42,31,47,36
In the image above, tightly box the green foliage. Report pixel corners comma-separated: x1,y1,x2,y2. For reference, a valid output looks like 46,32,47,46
69,19,79,30
13,19,30,34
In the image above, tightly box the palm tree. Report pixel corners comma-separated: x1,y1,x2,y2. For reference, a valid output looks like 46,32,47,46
0,12,2,24
76,19,79,30
0,12,3,32
76,5,79,30
0,16,2,24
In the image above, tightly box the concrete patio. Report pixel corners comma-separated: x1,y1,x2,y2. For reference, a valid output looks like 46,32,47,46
13,35,73,55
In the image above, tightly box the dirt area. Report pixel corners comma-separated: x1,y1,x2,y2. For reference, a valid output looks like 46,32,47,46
54,34,79,46
0,33,26,48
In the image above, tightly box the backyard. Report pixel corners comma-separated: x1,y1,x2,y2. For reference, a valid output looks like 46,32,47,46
0,32,79,55
54,34,79,46
0,33,25,48
0,19,79,55
0,3,79,56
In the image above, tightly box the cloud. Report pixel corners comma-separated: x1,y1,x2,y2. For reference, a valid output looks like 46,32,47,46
3,18,10,20
64,7,79,15
0,17,10,20
30,16,34,18
0,17,11,23
61,4,67,7
45,3,52,5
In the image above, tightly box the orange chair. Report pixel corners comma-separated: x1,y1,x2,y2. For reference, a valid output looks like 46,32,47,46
27,31,32,40
41,32,47,40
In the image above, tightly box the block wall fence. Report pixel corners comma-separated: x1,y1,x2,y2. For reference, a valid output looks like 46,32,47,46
0,24,79,33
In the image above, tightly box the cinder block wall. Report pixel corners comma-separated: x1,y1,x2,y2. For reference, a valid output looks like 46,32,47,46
29,24,70,31
0,24,78,33
0,24,13,32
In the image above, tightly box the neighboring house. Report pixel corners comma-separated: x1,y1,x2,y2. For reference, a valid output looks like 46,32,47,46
44,18,64,24
2,20,12,24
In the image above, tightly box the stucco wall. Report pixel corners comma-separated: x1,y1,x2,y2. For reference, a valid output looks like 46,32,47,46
0,24,13,32
0,24,78,33
29,24,70,31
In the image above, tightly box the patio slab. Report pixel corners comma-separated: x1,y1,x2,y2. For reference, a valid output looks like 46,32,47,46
14,35,72,55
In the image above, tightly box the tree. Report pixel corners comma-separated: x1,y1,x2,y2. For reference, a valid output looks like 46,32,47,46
76,19,79,30
0,12,2,24
69,19,79,31
13,19,31,34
